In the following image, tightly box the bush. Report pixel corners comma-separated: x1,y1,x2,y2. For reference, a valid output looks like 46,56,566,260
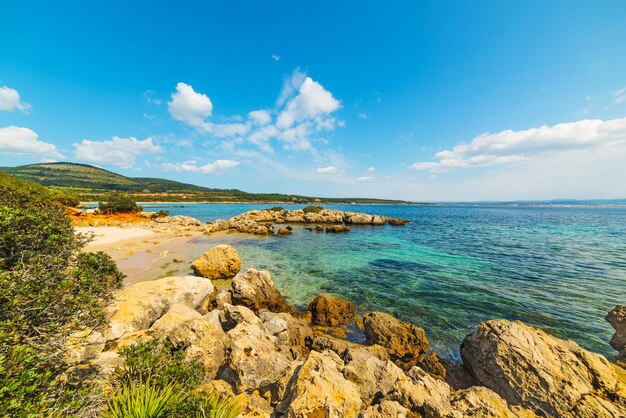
0,173,125,416
109,341,240,418
150,210,170,219
99,193,142,214
302,205,323,214
265,206,285,212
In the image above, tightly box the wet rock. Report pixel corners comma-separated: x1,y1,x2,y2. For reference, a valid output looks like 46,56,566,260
231,268,288,313
104,276,214,341
363,311,429,370
276,227,292,236
308,294,357,327
460,319,626,417
606,305,626,363
278,350,362,418
191,244,241,280
326,225,351,233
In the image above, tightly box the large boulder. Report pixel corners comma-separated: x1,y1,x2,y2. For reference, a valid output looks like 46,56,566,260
363,311,430,370
104,276,214,341
460,319,626,417
308,294,357,327
231,268,288,313
606,305,626,363
259,310,312,356
278,350,362,417
361,400,410,418
191,245,241,280
149,303,203,337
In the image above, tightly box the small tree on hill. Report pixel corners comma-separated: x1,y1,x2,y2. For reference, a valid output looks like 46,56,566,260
99,193,142,214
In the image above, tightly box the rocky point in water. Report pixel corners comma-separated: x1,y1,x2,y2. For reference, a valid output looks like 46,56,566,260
205,207,409,236
65,245,626,417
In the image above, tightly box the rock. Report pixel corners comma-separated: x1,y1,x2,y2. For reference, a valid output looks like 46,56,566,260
387,217,409,226
313,225,324,232
344,212,375,224
441,386,537,418
233,391,274,417
205,219,230,233
191,244,241,280
165,317,226,380
419,352,447,380
363,311,429,370
607,305,626,363
104,276,214,341
278,350,362,418
64,328,106,365
361,400,410,418
276,227,292,236
306,333,390,362
213,289,233,310
231,268,288,313
223,303,264,329
153,215,201,226
149,303,203,337
326,225,351,233
460,319,626,417
308,294,357,327
259,310,313,356
222,316,293,394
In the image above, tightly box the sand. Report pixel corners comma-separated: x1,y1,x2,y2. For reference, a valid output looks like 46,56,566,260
76,226,156,245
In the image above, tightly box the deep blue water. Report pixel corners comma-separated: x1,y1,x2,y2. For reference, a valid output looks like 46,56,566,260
143,203,626,359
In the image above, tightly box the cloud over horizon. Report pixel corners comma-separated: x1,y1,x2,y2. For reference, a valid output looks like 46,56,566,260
162,159,239,174
73,136,162,168
410,116,626,173
0,126,63,159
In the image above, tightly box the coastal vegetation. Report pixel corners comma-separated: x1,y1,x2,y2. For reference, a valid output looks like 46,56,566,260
99,193,143,214
0,162,415,204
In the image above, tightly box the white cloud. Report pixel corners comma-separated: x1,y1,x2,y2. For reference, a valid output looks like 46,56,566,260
0,126,63,158
410,116,626,173
356,176,373,182
366,166,375,172
276,68,307,107
0,86,31,113
614,87,626,105
168,82,213,130
162,159,239,174
358,112,370,120
316,166,338,174
276,77,341,129
272,54,281,62
73,136,162,168
248,109,272,125
212,123,250,138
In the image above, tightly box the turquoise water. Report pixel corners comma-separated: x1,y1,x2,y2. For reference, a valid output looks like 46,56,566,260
144,203,626,360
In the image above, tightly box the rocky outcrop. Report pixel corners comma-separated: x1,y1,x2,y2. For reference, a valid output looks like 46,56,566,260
363,312,440,373
276,227,292,236
231,268,289,313
104,276,214,341
204,208,409,236
460,319,626,417
607,305,626,364
278,350,363,417
191,244,241,280
308,294,357,327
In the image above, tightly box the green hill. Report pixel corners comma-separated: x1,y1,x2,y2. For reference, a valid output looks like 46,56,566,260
0,162,414,204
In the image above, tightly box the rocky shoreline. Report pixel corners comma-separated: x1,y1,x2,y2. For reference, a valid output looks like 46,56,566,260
68,244,626,417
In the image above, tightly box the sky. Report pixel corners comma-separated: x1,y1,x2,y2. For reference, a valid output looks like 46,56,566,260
1,1,626,202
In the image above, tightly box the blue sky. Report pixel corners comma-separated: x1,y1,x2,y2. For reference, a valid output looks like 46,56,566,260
1,1,626,201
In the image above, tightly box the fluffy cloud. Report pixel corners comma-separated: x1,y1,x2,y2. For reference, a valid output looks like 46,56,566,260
411,116,626,173
316,166,338,174
168,82,213,130
162,159,239,174
248,109,271,125
0,86,31,113
356,176,373,182
0,126,63,158
276,77,340,129
73,136,161,168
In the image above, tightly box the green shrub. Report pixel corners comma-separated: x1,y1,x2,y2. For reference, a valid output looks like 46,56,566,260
150,210,170,219
302,205,323,214
0,173,125,416
99,193,142,214
103,378,185,418
110,341,240,418
265,206,285,212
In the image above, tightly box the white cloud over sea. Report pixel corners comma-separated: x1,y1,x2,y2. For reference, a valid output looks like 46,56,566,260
73,136,162,168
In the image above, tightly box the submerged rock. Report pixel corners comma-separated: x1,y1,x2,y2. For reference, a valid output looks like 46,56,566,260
607,305,626,364
325,225,351,233
276,227,292,236
460,319,626,417
308,294,357,327
191,244,241,280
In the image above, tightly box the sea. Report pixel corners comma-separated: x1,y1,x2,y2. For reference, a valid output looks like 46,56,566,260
140,203,626,360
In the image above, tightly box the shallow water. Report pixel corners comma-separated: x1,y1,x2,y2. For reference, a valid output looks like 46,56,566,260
143,203,626,360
